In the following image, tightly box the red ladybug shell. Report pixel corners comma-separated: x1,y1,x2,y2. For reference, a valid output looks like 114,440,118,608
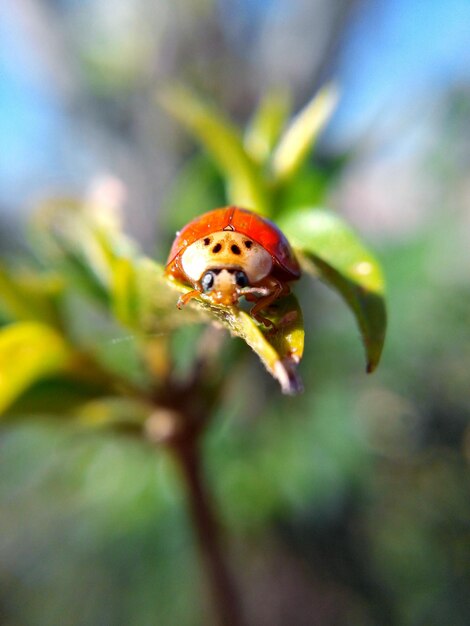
166,206,301,282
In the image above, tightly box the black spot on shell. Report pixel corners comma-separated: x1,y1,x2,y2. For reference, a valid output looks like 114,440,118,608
203,237,211,246
244,240,253,249
231,244,241,255
212,243,222,253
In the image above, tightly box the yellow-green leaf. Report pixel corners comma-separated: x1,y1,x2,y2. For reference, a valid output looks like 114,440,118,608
166,278,304,394
279,208,386,372
0,266,63,325
32,197,136,305
74,397,153,429
111,257,139,327
113,257,203,334
271,85,339,183
244,89,291,164
0,322,72,414
158,85,269,215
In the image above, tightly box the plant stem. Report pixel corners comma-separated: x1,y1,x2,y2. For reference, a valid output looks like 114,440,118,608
172,439,246,626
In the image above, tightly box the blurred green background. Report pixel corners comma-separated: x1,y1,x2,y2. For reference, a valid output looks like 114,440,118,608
1,1,470,625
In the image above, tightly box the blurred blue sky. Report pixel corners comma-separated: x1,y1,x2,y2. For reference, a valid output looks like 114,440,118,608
0,1,73,209
1,0,470,211
331,0,470,145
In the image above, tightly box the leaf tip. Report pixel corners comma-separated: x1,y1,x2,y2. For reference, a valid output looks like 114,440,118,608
274,359,304,395
366,344,385,374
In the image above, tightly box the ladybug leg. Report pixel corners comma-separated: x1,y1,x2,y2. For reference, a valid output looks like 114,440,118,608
177,289,201,309
245,293,274,327
249,278,289,328
253,312,275,328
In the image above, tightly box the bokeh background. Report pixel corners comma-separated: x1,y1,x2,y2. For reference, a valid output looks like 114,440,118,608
1,1,470,625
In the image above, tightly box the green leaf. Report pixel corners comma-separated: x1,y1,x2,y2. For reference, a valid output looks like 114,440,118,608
258,293,304,391
3,377,112,419
166,278,304,394
278,207,386,372
111,257,140,327
161,155,225,234
244,89,291,163
31,199,111,304
271,84,338,184
33,198,203,337
0,266,63,325
74,396,153,429
0,322,72,414
32,196,136,305
158,85,269,215
113,257,203,334
276,166,330,215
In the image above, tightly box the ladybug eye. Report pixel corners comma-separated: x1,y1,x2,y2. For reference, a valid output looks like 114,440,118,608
201,271,215,292
235,271,248,288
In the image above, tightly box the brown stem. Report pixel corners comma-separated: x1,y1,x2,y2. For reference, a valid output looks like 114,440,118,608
171,439,246,626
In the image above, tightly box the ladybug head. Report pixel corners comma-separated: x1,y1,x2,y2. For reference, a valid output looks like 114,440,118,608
199,268,249,306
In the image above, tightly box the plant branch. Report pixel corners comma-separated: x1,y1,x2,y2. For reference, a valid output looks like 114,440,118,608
171,438,246,626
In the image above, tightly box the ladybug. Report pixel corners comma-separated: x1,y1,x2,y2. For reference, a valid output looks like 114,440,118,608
165,206,301,327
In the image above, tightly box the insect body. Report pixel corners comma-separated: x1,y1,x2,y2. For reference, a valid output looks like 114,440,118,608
165,206,301,327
